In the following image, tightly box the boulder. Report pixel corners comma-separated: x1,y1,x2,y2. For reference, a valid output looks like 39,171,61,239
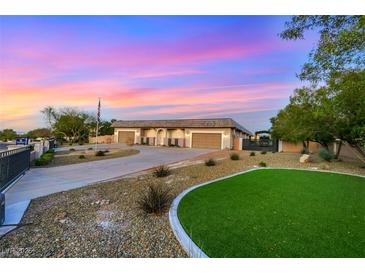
299,154,311,163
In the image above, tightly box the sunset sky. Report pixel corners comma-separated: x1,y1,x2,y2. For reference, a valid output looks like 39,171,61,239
0,16,316,132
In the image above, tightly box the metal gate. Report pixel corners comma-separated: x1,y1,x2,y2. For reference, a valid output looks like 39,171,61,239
0,146,31,192
242,139,278,152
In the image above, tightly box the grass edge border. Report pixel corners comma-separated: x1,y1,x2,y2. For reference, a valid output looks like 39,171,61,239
168,167,365,258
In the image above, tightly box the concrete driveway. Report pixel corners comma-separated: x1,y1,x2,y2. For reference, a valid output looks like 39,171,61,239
5,145,211,206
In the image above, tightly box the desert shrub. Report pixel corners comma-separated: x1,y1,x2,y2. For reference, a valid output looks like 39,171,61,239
34,158,47,166
258,161,267,167
69,148,76,151
153,165,171,177
249,152,255,156
34,150,54,166
318,148,334,161
137,183,173,215
79,155,86,159
205,158,216,166
261,151,267,155
230,153,239,160
88,147,93,150
301,148,309,154
95,150,105,156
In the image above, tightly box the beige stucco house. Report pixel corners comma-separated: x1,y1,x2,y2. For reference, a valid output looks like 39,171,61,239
111,118,252,150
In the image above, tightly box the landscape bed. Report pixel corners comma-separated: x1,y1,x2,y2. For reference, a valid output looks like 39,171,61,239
177,169,365,258
1,152,364,257
33,149,139,167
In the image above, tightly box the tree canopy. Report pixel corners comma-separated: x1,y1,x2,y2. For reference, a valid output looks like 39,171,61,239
27,128,52,139
0,129,17,141
271,70,365,156
40,106,116,144
281,16,365,82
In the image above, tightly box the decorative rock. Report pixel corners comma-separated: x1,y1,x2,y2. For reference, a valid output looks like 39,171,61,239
54,212,68,223
299,154,311,163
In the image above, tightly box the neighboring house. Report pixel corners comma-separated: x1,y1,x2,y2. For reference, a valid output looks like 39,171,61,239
111,118,253,150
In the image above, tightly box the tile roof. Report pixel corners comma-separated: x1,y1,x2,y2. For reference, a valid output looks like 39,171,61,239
111,118,253,135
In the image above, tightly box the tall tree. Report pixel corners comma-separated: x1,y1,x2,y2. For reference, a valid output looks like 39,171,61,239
27,128,52,139
52,108,93,144
41,106,58,129
0,129,17,141
281,16,365,82
271,87,335,149
327,70,365,157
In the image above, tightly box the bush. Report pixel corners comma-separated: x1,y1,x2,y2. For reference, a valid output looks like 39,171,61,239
261,151,267,155
153,165,171,177
95,150,105,156
205,158,216,166
249,152,255,156
104,150,109,153
258,161,267,167
34,150,54,166
34,158,47,166
230,153,239,160
318,148,334,161
137,183,172,215
79,155,86,159
69,148,76,151
88,147,93,150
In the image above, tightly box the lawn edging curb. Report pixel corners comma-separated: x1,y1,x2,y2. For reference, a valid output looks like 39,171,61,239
168,168,261,258
168,167,365,258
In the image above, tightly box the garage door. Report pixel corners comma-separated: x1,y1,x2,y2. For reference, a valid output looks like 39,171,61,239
192,133,222,149
118,131,135,144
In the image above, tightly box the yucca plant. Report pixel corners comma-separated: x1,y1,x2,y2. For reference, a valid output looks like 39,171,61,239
153,165,171,177
137,183,173,215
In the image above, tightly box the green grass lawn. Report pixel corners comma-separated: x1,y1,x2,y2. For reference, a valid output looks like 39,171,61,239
177,169,365,258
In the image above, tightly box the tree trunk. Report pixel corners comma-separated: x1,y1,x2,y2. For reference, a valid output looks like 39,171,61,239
335,141,342,159
302,141,307,149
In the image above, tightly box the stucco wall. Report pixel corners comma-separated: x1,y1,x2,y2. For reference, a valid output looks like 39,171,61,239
168,129,185,139
89,135,114,144
114,127,234,149
280,141,321,153
143,129,157,138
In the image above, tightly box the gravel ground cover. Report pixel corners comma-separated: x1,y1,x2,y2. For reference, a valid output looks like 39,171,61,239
1,151,364,257
33,149,139,168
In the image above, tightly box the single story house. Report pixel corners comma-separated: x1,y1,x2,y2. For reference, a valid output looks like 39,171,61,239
111,118,253,150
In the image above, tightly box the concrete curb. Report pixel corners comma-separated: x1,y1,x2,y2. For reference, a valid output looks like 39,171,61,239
168,167,365,258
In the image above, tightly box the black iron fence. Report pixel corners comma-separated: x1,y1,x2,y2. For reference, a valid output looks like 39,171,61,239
0,146,31,192
242,139,278,152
